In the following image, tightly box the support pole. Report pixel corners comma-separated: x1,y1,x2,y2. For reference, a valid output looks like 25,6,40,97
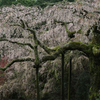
36,67,40,100
61,53,65,100
68,55,72,100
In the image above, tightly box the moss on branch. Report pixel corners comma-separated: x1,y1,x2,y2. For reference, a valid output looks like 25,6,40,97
40,41,91,63
54,19,83,38
6,18,100,100
0,58,35,71
37,39,55,54
92,46,100,56
0,38,34,50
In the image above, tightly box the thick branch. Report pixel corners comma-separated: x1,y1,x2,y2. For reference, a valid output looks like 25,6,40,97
0,38,34,50
0,58,35,71
40,41,91,63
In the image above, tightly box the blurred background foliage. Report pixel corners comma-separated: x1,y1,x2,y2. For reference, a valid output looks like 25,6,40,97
0,0,75,8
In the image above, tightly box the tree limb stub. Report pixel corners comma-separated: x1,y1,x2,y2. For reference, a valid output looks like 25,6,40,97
0,58,35,71
0,38,34,50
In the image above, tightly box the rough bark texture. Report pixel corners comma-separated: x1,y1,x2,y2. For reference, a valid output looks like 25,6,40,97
0,0,100,100
89,56,100,100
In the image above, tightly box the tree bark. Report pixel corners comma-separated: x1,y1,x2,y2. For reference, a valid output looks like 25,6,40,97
89,56,100,100
0,34,100,100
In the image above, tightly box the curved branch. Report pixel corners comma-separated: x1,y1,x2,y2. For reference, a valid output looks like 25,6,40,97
0,38,34,50
40,41,91,63
54,19,83,38
37,39,55,54
26,28,36,34
0,58,35,71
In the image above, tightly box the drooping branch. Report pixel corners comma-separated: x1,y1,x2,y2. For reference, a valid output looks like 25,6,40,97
0,58,35,71
40,41,91,63
0,38,34,50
